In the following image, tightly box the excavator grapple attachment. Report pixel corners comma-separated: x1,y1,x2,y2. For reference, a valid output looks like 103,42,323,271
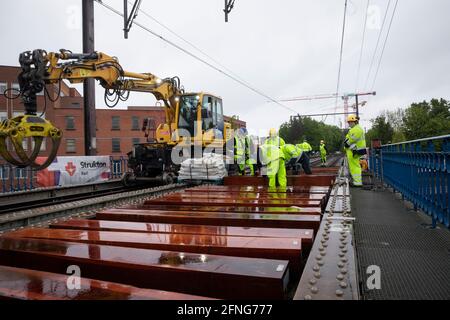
0,115,61,170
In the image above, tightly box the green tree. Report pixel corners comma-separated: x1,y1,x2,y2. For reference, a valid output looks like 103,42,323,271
402,99,450,140
279,116,343,152
365,115,394,145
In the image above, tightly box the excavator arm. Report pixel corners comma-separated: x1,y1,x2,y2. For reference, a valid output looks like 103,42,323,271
0,49,184,170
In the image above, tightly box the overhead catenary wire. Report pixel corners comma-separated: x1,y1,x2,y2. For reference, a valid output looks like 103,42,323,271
363,0,391,90
370,0,399,91
130,1,256,91
94,0,297,114
355,0,370,92
333,0,348,124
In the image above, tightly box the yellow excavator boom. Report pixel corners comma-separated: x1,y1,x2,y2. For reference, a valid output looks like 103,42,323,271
0,48,184,170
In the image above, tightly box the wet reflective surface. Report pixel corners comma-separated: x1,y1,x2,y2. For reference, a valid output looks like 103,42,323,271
50,219,314,242
7,228,303,275
0,170,340,299
187,185,330,194
223,175,336,187
0,265,210,300
146,196,322,208
96,209,321,230
0,237,289,299
123,204,322,214
162,192,326,200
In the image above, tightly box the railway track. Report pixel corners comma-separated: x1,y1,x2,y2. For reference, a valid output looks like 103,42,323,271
0,158,359,300
310,153,343,168
0,181,142,215
0,182,186,233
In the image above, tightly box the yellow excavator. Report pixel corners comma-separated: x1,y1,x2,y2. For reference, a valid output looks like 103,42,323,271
0,49,233,183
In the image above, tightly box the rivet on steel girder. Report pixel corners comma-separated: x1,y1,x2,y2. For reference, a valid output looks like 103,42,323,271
304,295,312,300
316,255,323,261
336,289,344,297
337,274,345,281
309,278,317,285
318,260,324,266
339,282,348,289
320,251,326,256
341,257,348,263
340,268,348,274
337,262,345,268
313,265,320,271
314,272,321,279
310,286,319,294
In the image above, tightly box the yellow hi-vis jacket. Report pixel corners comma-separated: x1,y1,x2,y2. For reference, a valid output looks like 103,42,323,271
345,124,366,153
281,144,303,161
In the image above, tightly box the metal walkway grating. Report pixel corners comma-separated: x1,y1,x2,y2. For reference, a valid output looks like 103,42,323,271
351,188,450,300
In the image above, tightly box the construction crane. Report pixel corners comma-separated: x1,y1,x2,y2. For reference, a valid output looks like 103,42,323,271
0,49,232,183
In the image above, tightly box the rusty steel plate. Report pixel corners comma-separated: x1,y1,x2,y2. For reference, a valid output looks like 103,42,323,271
187,185,331,194
95,209,321,231
8,228,304,277
159,192,326,200
50,219,314,241
121,204,322,215
145,196,322,208
0,265,211,300
224,175,336,186
0,237,290,299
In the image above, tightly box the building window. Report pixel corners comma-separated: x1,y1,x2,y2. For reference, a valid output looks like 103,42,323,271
0,82,7,95
66,139,76,153
112,138,121,152
15,168,26,179
112,116,120,130
0,166,9,180
132,138,140,146
132,116,140,130
65,116,75,130
11,83,20,93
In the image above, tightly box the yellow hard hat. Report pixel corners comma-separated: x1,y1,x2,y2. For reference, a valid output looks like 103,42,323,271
269,128,277,137
347,115,358,122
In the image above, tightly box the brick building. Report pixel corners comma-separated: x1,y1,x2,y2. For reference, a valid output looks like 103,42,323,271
0,65,246,160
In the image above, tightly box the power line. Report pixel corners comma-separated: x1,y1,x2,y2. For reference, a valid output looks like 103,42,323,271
330,0,348,125
95,0,297,113
363,0,391,90
334,0,348,114
131,1,256,91
355,0,370,92
370,0,399,91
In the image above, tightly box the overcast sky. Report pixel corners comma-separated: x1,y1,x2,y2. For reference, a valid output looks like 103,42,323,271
1,0,449,136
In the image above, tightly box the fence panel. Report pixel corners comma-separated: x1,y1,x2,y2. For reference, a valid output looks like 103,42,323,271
372,135,449,228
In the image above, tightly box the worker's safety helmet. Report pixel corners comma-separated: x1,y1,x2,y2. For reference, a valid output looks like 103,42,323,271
347,115,358,122
320,140,324,144
269,128,277,137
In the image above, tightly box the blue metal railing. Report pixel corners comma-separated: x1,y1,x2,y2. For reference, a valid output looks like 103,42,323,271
0,156,130,193
370,134,450,228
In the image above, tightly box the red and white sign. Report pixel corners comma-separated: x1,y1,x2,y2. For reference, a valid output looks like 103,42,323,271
39,156,111,187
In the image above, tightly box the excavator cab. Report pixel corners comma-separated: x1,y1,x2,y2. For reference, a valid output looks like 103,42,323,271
174,93,225,146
